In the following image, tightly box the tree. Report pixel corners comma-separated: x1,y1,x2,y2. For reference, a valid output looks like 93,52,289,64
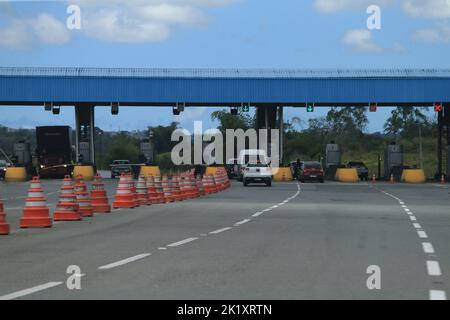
384,107,430,138
326,107,368,136
149,122,179,154
103,132,139,167
211,110,255,132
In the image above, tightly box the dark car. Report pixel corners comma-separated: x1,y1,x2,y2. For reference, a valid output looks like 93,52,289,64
299,161,324,183
110,160,132,179
346,161,369,181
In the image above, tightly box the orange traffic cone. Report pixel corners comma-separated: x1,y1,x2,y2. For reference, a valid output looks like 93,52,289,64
196,176,205,196
136,175,149,205
162,176,174,203
113,173,138,209
0,197,10,235
74,175,94,217
20,177,52,228
90,174,111,213
171,175,184,201
125,174,139,207
146,175,158,204
153,176,165,204
54,175,82,221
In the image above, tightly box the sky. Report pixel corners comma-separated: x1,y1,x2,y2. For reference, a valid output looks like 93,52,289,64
0,0,447,132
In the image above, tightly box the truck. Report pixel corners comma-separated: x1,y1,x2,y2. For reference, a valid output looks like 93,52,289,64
36,126,74,178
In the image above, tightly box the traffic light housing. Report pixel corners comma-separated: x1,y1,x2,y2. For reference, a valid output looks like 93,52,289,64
307,103,314,113
242,103,250,113
435,103,443,112
369,103,377,112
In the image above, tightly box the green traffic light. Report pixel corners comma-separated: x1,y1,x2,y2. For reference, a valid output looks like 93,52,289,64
307,105,314,113
243,104,250,112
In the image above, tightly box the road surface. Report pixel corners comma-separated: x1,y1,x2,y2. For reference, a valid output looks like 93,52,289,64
0,179,449,300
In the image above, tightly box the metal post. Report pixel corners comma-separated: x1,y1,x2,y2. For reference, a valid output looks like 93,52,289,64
278,106,284,165
75,105,95,164
437,110,443,177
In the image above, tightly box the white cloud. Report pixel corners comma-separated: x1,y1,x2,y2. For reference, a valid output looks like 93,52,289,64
75,0,235,43
0,14,70,49
342,29,383,53
413,23,450,43
403,0,450,19
313,0,393,14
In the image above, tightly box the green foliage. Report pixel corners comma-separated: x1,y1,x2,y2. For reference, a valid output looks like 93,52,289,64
150,122,179,154
211,109,255,132
102,132,139,168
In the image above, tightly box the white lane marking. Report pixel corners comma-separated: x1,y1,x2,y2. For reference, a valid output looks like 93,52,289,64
271,205,279,209
413,223,422,229
200,234,208,237
235,219,251,226
209,227,232,235
0,282,63,300
418,231,428,239
167,237,199,247
422,243,435,254
158,247,167,250
262,209,271,212
98,253,151,270
399,202,405,205
426,261,442,276
404,208,411,212
252,212,263,217
410,216,417,221
401,205,407,208
429,290,447,300
4,207,22,210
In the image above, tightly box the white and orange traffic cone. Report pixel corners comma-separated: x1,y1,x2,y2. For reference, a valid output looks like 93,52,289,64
136,175,149,206
74,175,94,217
372,174,376,183
20,177,52,228
0,197,10,235
390,174,395,184
441,174,446,185
113,173,138,209
90,174,111,213
54,175,82,221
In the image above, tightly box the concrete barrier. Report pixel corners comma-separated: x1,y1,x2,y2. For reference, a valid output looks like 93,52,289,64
140,166,161,177
401,169,426,184
205,167,225,176
73,166,95,181
336,168,359,183
272,168,293,182
4,167,27,182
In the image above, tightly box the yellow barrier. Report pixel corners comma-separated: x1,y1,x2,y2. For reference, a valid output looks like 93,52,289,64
73,166,95,181
401,169,426,184
336,168,359,183
140,166,161,177
205,167,225,175
4,167,27,182
272,168,293,182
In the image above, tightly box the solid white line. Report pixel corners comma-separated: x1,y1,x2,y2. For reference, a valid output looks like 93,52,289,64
0,282,63,300
235,219,251,226
417,230,428,238
209,227,232,235
167,237,199,247
98,253,151,270
252,212,263,217
430,290,447,300
426,261,442,276
422,242,435,254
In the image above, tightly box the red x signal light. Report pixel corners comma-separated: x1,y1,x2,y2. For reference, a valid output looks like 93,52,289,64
435,103,443,112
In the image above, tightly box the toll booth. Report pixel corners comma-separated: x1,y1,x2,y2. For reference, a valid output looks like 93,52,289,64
324,144,342,180
13,142,31,166
140,140,154,164
384,143,403,180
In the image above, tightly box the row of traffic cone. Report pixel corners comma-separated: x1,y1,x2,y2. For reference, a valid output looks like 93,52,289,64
112,169,230,209
0,174,111,234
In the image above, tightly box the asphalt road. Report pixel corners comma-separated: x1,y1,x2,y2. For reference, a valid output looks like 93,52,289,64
0,178,449,300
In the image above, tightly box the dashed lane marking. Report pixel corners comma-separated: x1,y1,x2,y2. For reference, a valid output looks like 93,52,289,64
430,290,447,300
426,261,442,276
209,227,233,235
417,231,428,239
167,237,199,247
422,243,435,254
98,253,151,270
0,282,63,300
235,219,251,226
